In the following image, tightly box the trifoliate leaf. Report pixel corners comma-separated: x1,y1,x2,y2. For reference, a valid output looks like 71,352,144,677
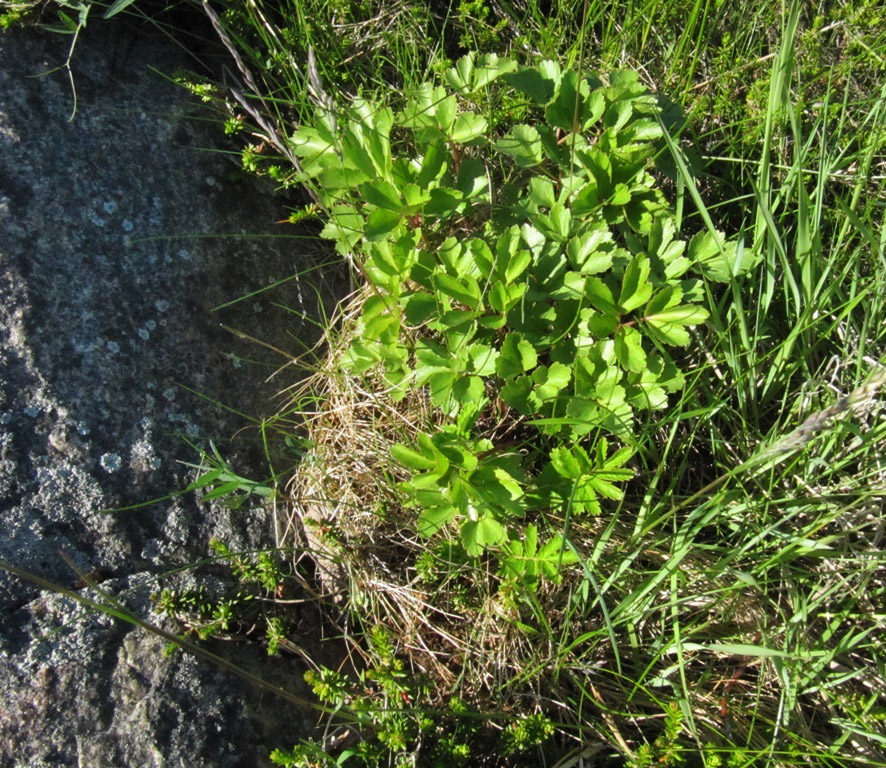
445,53,514,96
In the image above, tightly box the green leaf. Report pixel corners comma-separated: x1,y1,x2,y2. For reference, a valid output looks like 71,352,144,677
550,271,586,301
646,305,710,325
497,333,538,379
614,326,646,373
391,443,437,471
619,254,653,312
644,285,682,316
320,205,363,253
545,70,590,132
467,343,499,376
445,53,476,95
103,0,137,18
450,112,488,144
418,505,458,537
564,397,601,437
501,376,534,414
456,157,489,199
644,304,709,346
610,183,631,205
537,535,579,581
502,60,561,104
461,517,506,555
688,229,754,282
349,100,393,179
416,140,448,187
495,125,543,167
403,291,437,325
584,277,618,314
529,176,556,208
433,272,482,310
290,125,337,168
445,53,517,95
533,362,572,401
488,282,526,313
473,54,517,89
453,376,484,403
360,180,402,211
623,118,664,143
342,339,383,373
469,237,495,277
203,480,245,501
535,203,572,242
566,228,613,274
492,468,523,500
414,339,456,381
550,445,583,479
364,208,403,241
425,187,464,217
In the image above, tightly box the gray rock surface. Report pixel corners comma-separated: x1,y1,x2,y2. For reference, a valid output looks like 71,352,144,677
0,21,342,768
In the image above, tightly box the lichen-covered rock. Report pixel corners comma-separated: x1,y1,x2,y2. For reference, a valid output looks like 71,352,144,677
0,21,341,767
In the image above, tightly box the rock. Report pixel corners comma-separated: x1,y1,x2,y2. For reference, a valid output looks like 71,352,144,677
0,20,342,767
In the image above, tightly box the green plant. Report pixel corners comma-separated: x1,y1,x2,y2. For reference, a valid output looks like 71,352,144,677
290,54,747,578
182,440,277,510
